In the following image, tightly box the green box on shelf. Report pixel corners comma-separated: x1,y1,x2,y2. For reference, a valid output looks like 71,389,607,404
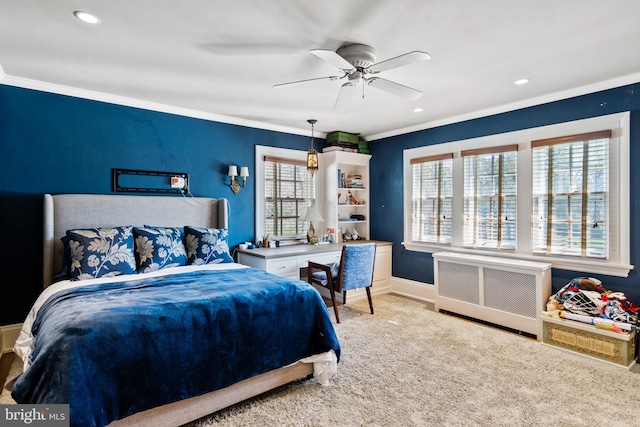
357,139,369,154
326,131,359,145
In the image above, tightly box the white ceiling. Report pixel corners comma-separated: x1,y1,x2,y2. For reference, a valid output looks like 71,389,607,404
1,0,640,141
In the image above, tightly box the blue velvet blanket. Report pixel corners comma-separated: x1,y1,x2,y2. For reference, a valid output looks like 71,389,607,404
12,266,341,427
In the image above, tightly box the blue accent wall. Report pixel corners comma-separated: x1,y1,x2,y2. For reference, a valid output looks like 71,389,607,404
0,85,311,324
369,83,640,307
2,82,640,325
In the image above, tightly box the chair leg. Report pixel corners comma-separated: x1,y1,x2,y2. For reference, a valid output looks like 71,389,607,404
328,279,340,323
342,290,347,305
366,286,374,315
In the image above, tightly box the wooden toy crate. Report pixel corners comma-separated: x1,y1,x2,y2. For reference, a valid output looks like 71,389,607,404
541,313,636,369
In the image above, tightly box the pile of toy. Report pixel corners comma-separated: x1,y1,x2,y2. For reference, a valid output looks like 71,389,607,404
546,277,639,332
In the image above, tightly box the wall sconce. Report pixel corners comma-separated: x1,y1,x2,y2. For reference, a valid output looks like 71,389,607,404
228,165,249,195
307,119,318,176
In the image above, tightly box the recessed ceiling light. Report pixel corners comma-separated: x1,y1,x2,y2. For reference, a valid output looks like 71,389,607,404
514,78,529,85
413,108,423,113
74,11,101,24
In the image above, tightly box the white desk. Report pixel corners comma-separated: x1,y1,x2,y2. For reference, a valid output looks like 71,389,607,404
237,241,392,290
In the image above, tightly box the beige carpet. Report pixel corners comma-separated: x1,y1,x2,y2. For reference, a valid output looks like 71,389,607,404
3,294,639,426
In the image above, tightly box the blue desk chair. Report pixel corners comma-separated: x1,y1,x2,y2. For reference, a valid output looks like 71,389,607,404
308,243,376,323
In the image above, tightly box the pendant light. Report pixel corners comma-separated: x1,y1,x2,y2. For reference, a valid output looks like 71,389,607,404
306,119,318,176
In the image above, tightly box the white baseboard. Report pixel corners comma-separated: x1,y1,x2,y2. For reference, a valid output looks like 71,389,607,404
1,324,22,353
390,277,435,304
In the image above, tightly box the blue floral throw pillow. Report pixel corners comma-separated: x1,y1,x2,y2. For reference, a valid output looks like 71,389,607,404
65,226,137,280
184,226,234,265
133,226,187,272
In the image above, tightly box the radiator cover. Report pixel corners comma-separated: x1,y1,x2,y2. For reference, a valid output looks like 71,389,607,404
433,252,552,340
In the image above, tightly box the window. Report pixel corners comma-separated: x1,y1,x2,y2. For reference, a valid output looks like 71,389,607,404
256,146,316,242
410,154,453,244
462,145,518,249
403,112,631,277
531,131,610,258
264,156,311,238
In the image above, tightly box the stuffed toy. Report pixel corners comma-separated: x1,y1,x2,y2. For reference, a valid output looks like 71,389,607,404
545,298,564,318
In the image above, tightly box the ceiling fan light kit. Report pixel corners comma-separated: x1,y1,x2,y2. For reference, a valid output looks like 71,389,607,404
274,43,431,108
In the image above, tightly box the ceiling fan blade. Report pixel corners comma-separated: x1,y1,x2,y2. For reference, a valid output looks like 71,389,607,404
367,77,423,100
334,82,357,109
273,75,343,89
368,51,431,73
310,49,356,72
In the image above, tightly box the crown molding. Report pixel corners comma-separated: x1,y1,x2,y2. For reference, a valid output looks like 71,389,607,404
367,72,640,141
2,69,639,142
0,72,316,138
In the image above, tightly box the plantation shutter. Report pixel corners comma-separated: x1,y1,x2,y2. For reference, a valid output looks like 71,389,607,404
462,145,518,249
410,153,453,243
531,130,610,258
264,156,315,239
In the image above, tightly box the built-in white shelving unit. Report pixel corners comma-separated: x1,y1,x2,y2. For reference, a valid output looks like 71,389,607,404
320,151,371,241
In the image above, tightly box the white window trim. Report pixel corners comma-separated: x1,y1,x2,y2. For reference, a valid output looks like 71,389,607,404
402,112,633,277
255,145,309,242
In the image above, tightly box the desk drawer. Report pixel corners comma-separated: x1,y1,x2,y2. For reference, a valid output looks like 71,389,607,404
267,259,299,278
303,252,341,266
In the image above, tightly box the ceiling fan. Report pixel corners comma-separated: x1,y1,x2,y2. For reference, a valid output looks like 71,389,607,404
273,43,431,108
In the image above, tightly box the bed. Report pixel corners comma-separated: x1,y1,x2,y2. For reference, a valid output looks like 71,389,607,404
11,193,341,427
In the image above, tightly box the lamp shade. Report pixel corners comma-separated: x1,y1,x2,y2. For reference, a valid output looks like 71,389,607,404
228,165,238,177
302,204,324,222
240,166,249,177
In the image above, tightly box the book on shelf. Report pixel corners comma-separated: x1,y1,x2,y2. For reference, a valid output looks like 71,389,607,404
345,175,363,188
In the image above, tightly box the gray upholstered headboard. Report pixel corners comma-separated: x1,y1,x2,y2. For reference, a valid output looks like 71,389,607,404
43,194,229,288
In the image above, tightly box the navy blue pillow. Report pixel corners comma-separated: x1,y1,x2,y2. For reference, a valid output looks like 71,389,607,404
133,226,187,272
52,235,72,282
65,226,137,280
184,226,234,265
